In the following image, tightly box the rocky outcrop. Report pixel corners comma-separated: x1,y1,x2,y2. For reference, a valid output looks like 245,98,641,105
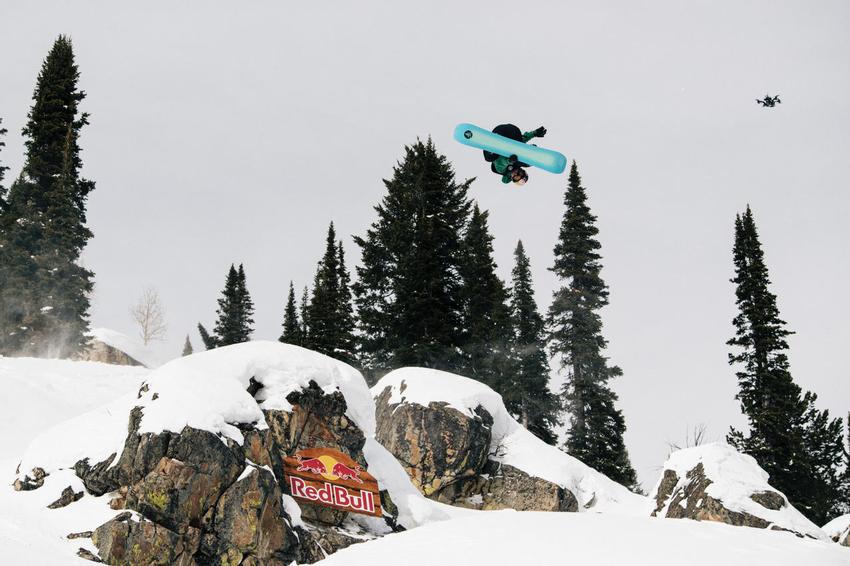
651,444,827,540
374,386,578,512
82,339,144,367
652,463,783,529
66,379,400,564
47,486,84,509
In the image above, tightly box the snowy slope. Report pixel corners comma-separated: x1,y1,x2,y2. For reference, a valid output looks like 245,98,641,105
0,356,148,463
0,357,148,564
652,443,827,540
372,367,647,515
318,510,850,566
88,327,164,368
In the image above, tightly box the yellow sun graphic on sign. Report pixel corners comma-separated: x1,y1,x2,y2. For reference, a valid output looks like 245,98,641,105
316,454,340,481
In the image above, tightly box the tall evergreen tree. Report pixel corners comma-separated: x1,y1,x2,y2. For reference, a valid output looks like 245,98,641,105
457,204,511,389
0,36,95,357
280,281,302,345
182,335,193,356
0,118,8,205
353,138,471,378
841,414,850,516
727,206,845,524
506,240,560,445
306,223,357,365
547,161,638,489
308,223,342,357
335,241,357,365
199,263,254,348
299,286,311,349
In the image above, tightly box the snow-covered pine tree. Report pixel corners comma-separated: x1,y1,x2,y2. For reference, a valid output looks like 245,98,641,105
506,240,560,445
458,204,511,391
182,335,193,356
280,281,302,345
353,138,471,378
547,161,638,489
0,37,95,357
727,206,845,525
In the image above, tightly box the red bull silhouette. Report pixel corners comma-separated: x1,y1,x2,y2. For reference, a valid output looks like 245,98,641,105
296,455,327,475
332,462,363,483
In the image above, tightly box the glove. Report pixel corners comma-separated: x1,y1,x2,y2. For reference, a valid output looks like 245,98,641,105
534,126,547,137
508,154,518,163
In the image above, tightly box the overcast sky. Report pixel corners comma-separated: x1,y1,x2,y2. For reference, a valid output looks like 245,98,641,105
1,0,848,489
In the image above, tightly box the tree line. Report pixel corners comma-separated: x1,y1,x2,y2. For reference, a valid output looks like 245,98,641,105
0,37,847,519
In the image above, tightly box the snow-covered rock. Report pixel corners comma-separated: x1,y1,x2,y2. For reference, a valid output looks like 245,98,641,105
10,342,458,564
85,327,163,368
650,443,828,540
372,367,646,515
823,514,850,546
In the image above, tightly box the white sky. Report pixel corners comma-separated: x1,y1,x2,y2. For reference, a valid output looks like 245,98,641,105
1,0,848,489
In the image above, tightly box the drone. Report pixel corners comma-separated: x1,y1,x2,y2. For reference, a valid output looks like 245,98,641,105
756,94,781,108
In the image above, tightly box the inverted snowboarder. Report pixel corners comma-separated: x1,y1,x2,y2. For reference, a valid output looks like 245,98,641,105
453,122,567,184
756,94,781,107
481,124,547,185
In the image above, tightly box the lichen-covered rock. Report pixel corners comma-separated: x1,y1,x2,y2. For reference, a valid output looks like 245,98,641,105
204,467,301,565
374,387,492,497
439,462,577,512
13,467,46,491
650,444,827,540
263,381,374,527
374,386,578,512
47,485,84,509
92,512,200,566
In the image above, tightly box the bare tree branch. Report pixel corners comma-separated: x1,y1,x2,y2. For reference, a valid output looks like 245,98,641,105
130,287,167,346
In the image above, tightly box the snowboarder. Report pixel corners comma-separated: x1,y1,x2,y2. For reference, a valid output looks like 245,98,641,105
483,124,547,185
756,95,781,107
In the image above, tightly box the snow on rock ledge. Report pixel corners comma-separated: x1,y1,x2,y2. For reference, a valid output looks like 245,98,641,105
85,327,163,368
372,367,646,515
650,443,828,540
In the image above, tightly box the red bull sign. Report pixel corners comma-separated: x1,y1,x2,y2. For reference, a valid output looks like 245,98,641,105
283,448,382,517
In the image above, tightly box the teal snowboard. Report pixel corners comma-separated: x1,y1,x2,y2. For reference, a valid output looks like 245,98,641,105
453,123,567,174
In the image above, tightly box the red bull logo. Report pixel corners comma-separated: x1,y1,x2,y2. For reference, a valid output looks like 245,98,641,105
284,448,382,518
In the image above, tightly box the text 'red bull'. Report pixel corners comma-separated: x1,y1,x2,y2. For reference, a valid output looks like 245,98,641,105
289,477,377,514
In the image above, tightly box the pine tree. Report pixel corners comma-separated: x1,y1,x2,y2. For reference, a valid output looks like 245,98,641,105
305,224,357,365
308,223,342,357
280,281,302,345
197,323,217,350
182,335,193,356
727,206,845,524
299,286,310,349
0,118,8,205
353,138,471,377
547,161,638,489
199,264,254,348
841,414,850,516
457,204,511,390
506,240,560,445
335,241,357,365
0,36,95,357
